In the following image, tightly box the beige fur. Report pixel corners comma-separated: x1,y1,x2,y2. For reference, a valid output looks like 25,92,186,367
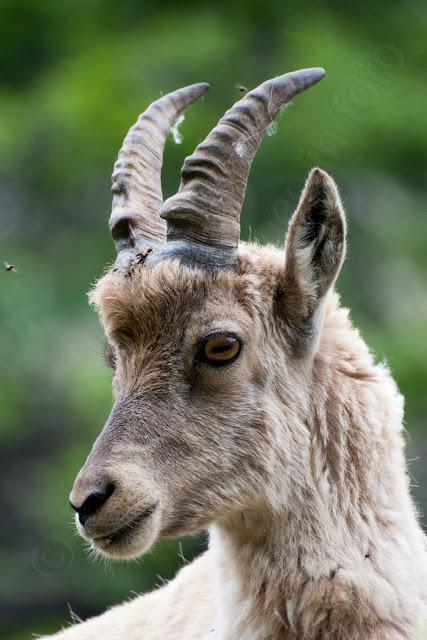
43,170,427,639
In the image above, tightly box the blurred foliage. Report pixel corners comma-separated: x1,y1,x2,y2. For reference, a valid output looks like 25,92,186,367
0,0,426,637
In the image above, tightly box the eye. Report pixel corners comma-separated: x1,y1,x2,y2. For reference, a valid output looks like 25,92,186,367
197,333,242,367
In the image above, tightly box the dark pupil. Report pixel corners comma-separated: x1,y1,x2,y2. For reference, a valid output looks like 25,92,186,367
211,339,233,353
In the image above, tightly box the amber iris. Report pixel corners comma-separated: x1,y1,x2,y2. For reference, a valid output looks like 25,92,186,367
202,334,241,365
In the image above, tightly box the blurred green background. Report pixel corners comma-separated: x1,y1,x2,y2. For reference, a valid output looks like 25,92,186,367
0,1,426,637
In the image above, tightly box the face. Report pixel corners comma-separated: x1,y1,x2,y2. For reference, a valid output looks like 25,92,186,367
69,167,346,560
69,258,280,559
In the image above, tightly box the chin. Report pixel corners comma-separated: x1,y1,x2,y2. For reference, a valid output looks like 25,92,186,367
83,507,162,561
160,510,214,538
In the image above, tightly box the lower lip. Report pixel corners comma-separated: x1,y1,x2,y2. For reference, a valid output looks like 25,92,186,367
92,504,157,547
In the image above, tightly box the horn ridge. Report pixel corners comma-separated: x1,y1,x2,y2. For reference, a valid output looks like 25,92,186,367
110,82,209,255
161,68,325,254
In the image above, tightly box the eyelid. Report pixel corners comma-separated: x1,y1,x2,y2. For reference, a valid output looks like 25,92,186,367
202,330,244,343
199,331,244,348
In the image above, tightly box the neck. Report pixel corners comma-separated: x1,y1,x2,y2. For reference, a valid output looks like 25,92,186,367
207,303,425,639
209,498,348,640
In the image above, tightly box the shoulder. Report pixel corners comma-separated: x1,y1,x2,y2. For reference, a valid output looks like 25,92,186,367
40,552,215,640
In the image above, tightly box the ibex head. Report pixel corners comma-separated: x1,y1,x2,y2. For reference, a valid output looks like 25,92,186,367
70,68,347,559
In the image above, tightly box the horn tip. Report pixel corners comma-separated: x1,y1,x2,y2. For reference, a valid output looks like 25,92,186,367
187,82,210,98
267,67,326,92
177,82,210,108
289,67,326,90
259,67,325,111
304,66,325,81
288,66,326,88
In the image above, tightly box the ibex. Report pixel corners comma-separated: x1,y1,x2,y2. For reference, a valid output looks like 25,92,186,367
45,69,427,639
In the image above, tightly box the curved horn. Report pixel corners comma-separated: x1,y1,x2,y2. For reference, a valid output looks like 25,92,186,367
160,68,325,253
110,82,209,254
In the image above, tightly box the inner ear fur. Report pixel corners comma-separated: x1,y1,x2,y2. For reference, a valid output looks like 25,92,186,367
276,167,347,350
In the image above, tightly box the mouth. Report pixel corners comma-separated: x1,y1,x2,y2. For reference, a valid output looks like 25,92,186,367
91,503,158,550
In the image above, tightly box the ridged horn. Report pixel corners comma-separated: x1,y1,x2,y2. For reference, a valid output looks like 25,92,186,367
160,68,325,252
110,82,209,254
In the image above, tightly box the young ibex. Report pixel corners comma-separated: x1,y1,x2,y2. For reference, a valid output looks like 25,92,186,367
45,69,427,639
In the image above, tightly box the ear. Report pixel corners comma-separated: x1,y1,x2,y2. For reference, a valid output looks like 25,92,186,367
277,168,346,352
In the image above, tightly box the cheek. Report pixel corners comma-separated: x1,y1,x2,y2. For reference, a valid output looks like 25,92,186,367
248,349,269,388
194,388,268,462
190,346,264,393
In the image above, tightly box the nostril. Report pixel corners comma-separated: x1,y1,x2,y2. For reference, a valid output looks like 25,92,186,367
81,491,108,522
70,482,115,526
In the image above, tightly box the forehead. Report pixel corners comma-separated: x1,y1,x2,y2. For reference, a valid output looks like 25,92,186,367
89,259,261,342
